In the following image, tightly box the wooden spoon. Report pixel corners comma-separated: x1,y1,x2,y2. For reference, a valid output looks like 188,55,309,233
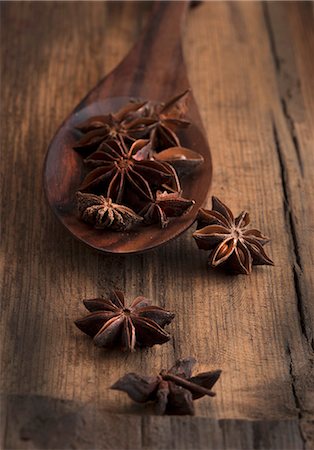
43,1,212,254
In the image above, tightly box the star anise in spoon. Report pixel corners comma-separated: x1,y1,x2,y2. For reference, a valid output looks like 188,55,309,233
73,101,148,155
79,138,180,205
193,197,274,274
111,357,221,415
75,290,175,352
140,191,195,228
111,90,191,152
76,192,142,231
154,146,204,177
145,90,191,151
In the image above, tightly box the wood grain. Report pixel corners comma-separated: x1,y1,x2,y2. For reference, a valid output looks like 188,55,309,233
1,394,304,450
1,1,313,449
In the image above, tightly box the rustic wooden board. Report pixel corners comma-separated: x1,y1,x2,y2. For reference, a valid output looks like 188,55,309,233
1,1,313,449
1,394,304,450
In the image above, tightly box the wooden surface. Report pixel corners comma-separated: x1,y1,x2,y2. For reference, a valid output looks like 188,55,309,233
1,1,313,449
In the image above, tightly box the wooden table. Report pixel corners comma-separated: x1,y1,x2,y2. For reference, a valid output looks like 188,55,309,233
1,2,313,449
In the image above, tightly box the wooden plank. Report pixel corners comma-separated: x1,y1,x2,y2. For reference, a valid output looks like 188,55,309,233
1,1,313,449
1,394,304,450
262,3,314,445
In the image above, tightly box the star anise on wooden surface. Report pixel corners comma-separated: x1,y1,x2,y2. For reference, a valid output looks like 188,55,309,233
75,290,175,352
76,192,142,231
73,101,148,155
111,357,221,415
140,191,195,228
80,138,179,204
193,197,274,275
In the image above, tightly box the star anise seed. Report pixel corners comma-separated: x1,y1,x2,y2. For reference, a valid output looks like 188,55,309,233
75,290,175,352
111,357,221,415
76,192,142,231
193,196,274,274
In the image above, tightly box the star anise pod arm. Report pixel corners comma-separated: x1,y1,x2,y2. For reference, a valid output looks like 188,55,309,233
111,373,160,403
159,89,191,118
188,370,222,399
140,191,195,228
146,90,191,151
154,146,204,176
160,371,216,397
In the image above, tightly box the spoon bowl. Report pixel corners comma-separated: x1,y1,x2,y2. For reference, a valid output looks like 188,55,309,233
44,2,212,254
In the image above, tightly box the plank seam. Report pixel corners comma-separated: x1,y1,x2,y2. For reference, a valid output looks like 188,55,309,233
263,3,304,176
280,98,304,176
271,122,308,342
271,120,311,450
287,343,306,450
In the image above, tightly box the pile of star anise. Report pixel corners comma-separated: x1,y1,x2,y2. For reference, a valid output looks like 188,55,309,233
73,90,204,230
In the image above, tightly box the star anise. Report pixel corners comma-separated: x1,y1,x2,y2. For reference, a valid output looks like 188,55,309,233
76,192,142,231
73,90,191,158
79,138,181,205
72,92,200,230
73,101,148,155
144,90,191,151
75,290,175,352
140,191,195,228
193,197,274,274
111,90,191,152
111,357,221,415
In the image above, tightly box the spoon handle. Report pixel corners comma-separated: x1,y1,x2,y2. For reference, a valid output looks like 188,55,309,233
133,1,189,63
91,1,190,100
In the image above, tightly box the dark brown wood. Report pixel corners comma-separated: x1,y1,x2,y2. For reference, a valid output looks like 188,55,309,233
1,394,304,450
43,1,212,255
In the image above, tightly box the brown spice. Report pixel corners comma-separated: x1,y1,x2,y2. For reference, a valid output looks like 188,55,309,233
111,357,221,415
193,196,274,274
80,138,179,205
140,191,195,228
76,192,143,231
73,91,204,230
75,290,175,352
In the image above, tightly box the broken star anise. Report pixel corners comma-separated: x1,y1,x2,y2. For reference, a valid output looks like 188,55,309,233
76,192,142,231
75,290,175,352
111,357,221,415
193,196,274,275
79,138,180,205
140,191,195,228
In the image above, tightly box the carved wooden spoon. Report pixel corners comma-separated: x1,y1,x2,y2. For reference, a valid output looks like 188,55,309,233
44,1,212,254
